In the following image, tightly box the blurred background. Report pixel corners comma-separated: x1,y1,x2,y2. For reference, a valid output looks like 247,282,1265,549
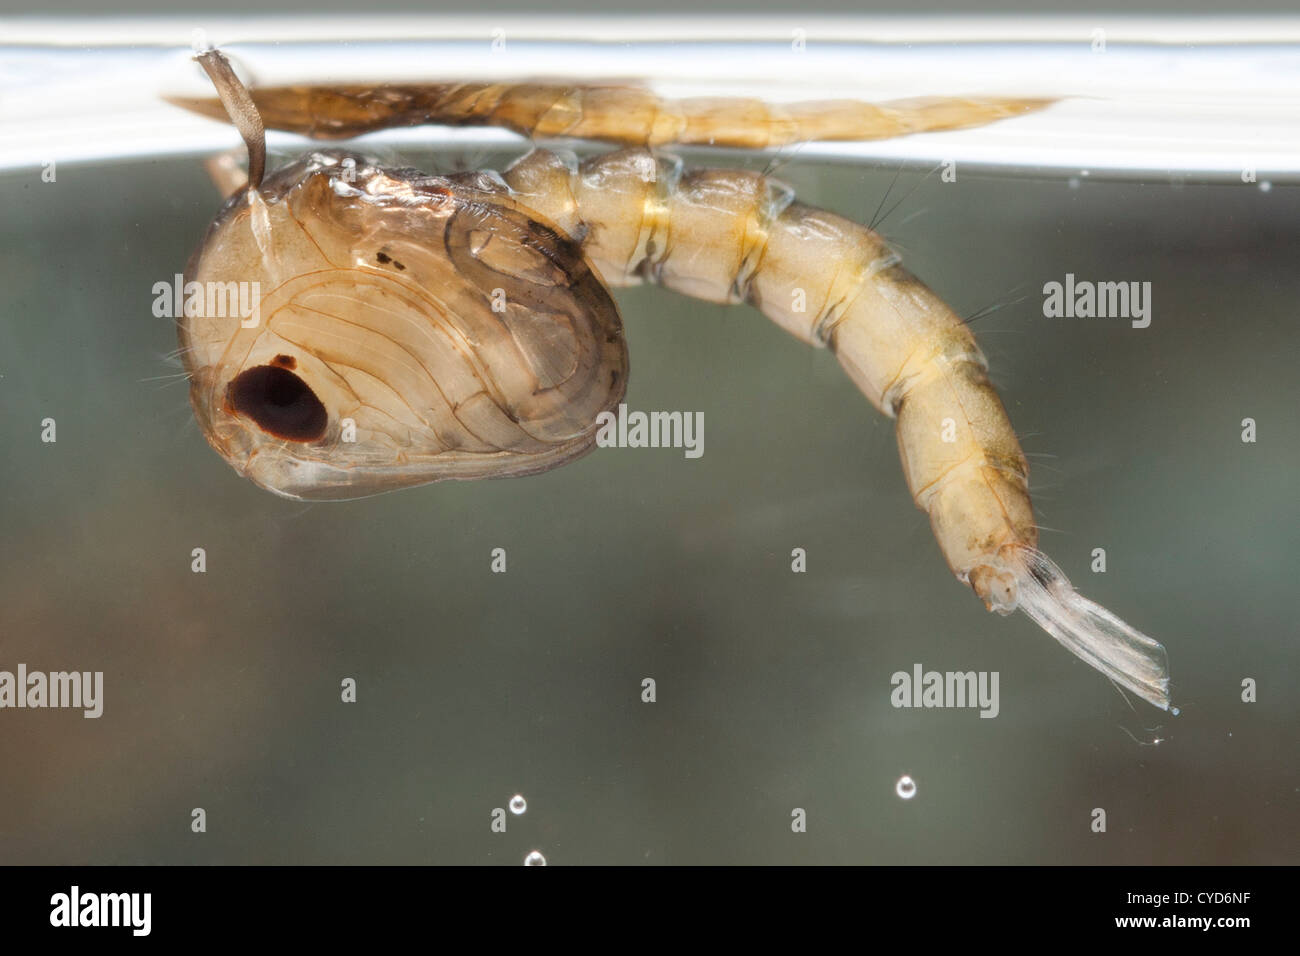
0,9,1297,865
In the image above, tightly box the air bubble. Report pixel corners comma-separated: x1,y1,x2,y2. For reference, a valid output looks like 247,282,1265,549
509,794,527,815
1259,181,1273,193
895,775,917,800
524,850,547,866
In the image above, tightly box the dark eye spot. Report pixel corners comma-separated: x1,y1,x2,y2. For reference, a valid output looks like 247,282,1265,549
227,365,328,442
272,354,296,369
376,251,392,264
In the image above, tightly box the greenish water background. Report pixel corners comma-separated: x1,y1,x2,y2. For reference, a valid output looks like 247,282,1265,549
0,144,1296,864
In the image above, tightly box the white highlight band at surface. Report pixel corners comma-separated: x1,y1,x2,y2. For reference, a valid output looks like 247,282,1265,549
2,16,1298,180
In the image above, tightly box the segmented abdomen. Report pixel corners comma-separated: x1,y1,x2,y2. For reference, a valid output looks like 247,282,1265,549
504,147,1036,583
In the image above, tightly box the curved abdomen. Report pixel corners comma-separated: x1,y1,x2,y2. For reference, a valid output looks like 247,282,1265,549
504,148,1037,591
